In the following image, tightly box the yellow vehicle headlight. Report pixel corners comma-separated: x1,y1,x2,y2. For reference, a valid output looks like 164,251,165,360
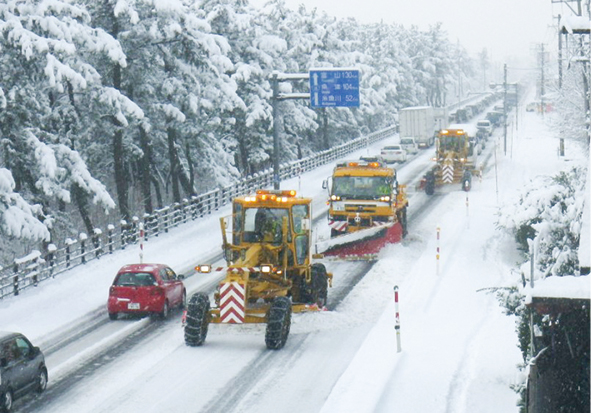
196,265,211,273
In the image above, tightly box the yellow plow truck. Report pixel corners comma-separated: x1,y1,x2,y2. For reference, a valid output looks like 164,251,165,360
319,157,409,258
184,189,332,350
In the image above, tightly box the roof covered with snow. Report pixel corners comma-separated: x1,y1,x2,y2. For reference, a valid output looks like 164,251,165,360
561,15,591,34
525,275,590,301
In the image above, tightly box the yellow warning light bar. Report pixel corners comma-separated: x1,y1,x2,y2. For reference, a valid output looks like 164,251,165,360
348,162,359,167
245,189,297,203
440,130,449,135
369,162,380,168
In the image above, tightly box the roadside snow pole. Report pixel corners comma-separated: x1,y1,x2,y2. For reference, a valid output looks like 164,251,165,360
436,226,440,276
394,286,401,353
139,222,145,264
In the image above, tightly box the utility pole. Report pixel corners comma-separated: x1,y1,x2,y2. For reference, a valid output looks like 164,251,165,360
540,43,545,118
503,63,507,156
558,14,563,89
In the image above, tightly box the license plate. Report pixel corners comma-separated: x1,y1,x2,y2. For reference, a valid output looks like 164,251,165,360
128,302,140,310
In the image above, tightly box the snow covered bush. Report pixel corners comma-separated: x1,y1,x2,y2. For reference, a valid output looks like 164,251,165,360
497,165,587,278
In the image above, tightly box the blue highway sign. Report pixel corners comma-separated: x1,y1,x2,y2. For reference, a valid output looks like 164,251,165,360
309,68,360,108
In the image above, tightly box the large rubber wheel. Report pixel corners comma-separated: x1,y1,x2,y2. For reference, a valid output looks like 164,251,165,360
425,171,435,196
398,207,408,237
310,264,329,308
265,296,291,350
184,293,210,347
462,171,472,192
0,388,12,413
108,312,118,321
36,368,48,393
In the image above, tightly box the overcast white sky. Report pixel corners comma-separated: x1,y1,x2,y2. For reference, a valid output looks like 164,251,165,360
251,0,566,63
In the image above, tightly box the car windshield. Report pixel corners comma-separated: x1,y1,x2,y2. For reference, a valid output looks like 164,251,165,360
332,176,391,199
400,139,413,145
384,146,401,151
114,272,156,286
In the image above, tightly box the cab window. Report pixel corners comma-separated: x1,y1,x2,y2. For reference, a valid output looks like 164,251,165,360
233,203,243,245
292,204,309,234
295,234,309,265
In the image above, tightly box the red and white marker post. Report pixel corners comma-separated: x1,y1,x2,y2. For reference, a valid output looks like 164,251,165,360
394,285,401,353
139,222,145,264
436,226,441,276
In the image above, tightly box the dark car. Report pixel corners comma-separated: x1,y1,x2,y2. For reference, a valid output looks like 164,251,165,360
107,263,186,320
0,332,47,412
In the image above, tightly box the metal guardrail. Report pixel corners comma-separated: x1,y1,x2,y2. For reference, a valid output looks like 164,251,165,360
0,125,396,300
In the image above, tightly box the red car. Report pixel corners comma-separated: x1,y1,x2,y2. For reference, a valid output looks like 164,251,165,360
107,264,186,320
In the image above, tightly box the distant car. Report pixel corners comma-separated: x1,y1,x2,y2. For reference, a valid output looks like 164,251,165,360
380,145,407,163
399,137,419,154
0,332,47,412
476,119,492,136
107,263,186,320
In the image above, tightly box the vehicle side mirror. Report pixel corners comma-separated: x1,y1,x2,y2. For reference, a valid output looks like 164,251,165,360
30,346,40,359
178,274,185,280
322,179,328,189
301,218,311,231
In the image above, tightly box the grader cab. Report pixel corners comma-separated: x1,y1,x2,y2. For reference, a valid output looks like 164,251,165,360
422,127,480,195
184,189,331,350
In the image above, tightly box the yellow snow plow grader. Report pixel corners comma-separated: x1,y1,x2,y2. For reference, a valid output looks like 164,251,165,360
421,127,480,195
318,157,409,259
184,189,332,350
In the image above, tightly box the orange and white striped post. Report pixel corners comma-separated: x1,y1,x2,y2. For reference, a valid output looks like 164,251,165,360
436,226,440,276
394,285,401,352
139,222,145,263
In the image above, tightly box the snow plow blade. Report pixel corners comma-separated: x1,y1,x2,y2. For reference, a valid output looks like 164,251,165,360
316,223,403,259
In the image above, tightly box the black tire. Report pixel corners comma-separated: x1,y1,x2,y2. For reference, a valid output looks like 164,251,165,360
265,296,291,350
310,264,328,308
184,293,210,347
398,207,408,237
36,368,48,393
159,301,169,319
330,228,341,238
425,180,435,195
0,388,12,413
108,312,118,321
462,171,472,192
425,171,435,196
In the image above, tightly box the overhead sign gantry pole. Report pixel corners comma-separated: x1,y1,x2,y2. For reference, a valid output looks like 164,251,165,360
270,68,360,189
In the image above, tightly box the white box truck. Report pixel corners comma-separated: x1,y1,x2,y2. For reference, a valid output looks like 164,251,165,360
398,106,440,148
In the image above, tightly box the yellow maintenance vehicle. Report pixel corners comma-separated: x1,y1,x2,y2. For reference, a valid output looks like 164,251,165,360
318,157,409,258
422,126,480,195
184,189,331,350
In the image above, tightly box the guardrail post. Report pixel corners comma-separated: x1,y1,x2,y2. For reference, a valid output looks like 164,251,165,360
107,225,114,253
93,228,102,258
12,262,19,296
131,216,139,242
143,213,151,240
47,244,56,277
80,233,87,264
65,238,74,267
120,220,128,249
